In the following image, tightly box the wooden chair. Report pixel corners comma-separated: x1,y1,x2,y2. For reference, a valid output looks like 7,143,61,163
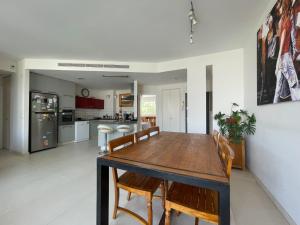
218,135,228,157
165,142,235,225
146,126,168,207
135,129,150,143
108,134,163,225
148,126,160,136
212,130,221,145
126,129,151,201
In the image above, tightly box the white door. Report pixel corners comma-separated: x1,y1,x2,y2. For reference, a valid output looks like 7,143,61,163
162,89,181,132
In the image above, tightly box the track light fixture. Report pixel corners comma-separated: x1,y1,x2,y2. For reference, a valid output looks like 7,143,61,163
188,1,198,44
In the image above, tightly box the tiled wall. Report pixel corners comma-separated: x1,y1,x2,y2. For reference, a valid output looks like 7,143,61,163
75,109,113,120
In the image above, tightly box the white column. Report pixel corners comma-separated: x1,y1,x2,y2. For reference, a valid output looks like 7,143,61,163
10,60,30,153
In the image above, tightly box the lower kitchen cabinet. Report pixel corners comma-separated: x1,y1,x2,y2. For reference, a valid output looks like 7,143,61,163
59,125,75,144
89,121,101,140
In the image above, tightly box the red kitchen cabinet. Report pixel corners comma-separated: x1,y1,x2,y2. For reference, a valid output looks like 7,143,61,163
94,99,104,109
76,96,104,109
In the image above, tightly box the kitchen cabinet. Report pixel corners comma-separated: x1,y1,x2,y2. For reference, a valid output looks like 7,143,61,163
89,121,101,139
59,125,75,144
76,96,104,109
60,94,75,109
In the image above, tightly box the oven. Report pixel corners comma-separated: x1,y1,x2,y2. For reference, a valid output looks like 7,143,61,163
59,110,75,125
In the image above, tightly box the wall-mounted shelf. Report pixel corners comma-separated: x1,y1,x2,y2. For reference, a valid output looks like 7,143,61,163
119,93,133,107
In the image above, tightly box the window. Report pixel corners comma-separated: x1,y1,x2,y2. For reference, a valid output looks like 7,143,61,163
140,95,156,116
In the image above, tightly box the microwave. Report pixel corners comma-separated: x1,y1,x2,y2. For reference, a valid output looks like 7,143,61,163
59,110,75,125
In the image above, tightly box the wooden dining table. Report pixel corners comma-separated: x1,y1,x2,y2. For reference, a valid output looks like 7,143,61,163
97,132,230,225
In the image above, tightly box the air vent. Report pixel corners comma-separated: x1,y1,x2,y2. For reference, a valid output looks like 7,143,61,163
102,75,129,78
58,63,86,67
103,64,130,69
85,63,104,68
58,62,130,69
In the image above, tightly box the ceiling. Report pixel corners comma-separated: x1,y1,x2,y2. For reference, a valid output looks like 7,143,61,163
32,69,187,90
0,0,268,62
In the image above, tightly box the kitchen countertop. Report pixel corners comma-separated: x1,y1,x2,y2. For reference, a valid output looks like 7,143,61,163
76,119,138,125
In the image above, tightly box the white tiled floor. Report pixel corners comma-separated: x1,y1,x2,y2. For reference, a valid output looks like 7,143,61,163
0,141,289,225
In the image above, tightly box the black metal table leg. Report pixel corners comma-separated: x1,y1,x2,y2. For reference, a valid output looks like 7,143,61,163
219,184,230,225
158,211,165,225
96,162,109,225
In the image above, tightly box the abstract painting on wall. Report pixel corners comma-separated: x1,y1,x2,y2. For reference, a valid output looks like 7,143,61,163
257,0,300,105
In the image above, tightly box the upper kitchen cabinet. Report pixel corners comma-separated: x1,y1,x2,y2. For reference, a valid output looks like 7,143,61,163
76,96,104,109
60,94,75,109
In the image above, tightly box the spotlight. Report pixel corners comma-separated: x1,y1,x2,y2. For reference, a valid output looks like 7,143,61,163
188,1,198,44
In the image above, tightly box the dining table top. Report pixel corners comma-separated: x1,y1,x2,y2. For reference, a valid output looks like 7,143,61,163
100,131,229,184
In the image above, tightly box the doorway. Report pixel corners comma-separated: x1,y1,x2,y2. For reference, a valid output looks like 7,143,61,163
206,65,213,135
162,88,181,132
140,95,157,129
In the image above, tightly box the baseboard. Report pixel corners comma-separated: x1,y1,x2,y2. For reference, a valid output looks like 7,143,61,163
253,174,297,225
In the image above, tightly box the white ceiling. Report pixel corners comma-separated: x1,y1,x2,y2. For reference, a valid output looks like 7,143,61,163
32,69,187,90
0,0,268,62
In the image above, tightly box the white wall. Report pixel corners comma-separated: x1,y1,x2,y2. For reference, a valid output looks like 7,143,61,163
0,55,16,74
158,49,244,133
0,78,3,148
30,73,75,95
142,82,187,132
0,55,16,149
243,0,299,224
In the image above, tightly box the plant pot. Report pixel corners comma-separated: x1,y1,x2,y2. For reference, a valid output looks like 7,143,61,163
228,139,245,170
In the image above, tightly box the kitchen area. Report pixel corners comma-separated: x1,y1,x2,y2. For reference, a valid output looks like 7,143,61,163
28,69,186,153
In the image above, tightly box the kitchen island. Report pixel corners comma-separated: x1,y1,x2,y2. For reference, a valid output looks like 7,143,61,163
94,120,139,150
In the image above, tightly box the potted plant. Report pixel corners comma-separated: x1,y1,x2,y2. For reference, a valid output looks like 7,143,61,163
214,103,256,169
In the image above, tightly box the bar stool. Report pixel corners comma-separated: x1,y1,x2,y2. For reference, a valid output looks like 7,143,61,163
116,125,131,137
97,125,114,153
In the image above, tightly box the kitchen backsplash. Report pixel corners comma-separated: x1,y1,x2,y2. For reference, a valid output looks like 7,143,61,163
75,109,113,120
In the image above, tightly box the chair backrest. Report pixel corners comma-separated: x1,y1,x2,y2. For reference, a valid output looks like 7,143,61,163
135,129,150,143
108,134,135,183
212,130,220,148
218,141,235,178
148,126,160,136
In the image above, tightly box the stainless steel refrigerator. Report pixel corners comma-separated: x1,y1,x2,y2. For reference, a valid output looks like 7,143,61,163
29,92,58,153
